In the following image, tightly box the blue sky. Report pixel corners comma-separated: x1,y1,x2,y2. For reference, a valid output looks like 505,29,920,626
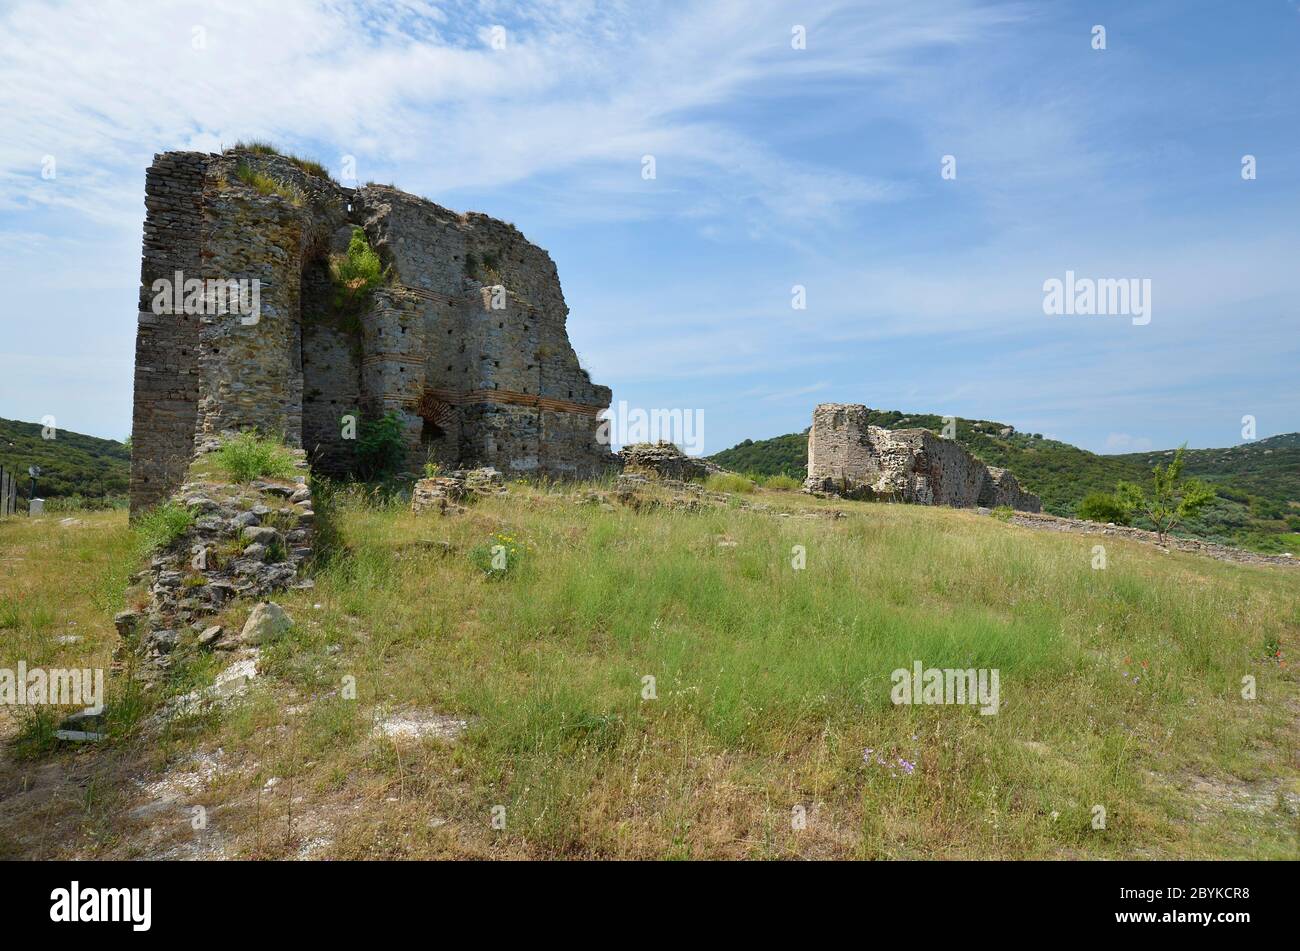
1,0,1296,455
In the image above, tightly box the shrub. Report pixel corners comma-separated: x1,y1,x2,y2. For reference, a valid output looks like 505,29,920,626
1076,491,1132,525
214,431,298,483
991,505,1014,522
330,227,387,315
1116,445,1217,543
233,162,305,206
356,412,407,481
706,473,756,494
134,503,194,554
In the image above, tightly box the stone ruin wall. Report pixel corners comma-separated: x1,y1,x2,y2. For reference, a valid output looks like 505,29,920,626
130,149,613,513
803,403,1041,512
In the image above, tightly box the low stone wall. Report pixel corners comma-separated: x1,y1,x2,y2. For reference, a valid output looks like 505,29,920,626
116,449,315,676
802,403,1041,512
1002,510,1298,568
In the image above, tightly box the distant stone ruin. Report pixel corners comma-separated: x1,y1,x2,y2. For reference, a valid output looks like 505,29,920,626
618,442,722,482
802,403,1041,511
129,148,612,513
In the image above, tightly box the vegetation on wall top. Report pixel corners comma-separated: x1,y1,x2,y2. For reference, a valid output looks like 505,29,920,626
232,161,305,207
228,140,335,183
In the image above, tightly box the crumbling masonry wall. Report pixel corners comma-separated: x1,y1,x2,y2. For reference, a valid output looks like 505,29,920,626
130,153,205,511
802,403,1041,512
130,149,613,512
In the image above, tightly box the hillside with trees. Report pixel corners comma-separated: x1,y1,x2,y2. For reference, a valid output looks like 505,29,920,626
0,418,130,505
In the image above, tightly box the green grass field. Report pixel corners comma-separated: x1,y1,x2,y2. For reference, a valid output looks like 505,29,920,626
1,481,1296,859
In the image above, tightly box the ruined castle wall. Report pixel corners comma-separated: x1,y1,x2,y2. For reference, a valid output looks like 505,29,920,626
539,407,612,476
982,467,1038,511
804,404,876,488
804,403,1041,512
359,287,427,461
301,258,361,475
192,187,305,450
133,151,613,501
130,152,207,513
879,429,987,506
355,186,613,477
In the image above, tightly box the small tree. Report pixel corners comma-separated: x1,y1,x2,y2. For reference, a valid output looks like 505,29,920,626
1077,490,1132,526
1116,445,1216,544
355,411,407,481
330,227,386,315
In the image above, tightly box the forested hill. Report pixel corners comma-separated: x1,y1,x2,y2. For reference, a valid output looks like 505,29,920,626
0,418,130,501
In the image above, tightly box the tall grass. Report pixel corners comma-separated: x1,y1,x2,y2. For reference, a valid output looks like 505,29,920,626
233,162,305,206
759,473,801,490
212,431,297,483
231,140,334,181
705,472,756,493
4,487,1296,859
132,503,194,554
221,485,1299,859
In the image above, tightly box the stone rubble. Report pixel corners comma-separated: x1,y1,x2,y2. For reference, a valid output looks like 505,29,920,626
115,446,314,679
411,466,506,515
617,442,723,482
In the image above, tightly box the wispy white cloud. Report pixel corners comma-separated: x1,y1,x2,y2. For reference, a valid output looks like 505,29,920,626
0,0,1017,229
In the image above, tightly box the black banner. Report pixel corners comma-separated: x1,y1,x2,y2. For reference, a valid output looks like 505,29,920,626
0,860,1285,939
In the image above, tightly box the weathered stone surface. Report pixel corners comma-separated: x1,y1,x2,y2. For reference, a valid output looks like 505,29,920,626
984,467,1038,511
240,602,293,645
802,403,1041,512
411,467,505,515
241,525,280,545
618,442,713,481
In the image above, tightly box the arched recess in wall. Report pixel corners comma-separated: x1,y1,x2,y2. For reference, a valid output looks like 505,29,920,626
418,390,454,444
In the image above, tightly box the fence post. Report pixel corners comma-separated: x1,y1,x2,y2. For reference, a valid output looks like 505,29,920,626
0,465,13,517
